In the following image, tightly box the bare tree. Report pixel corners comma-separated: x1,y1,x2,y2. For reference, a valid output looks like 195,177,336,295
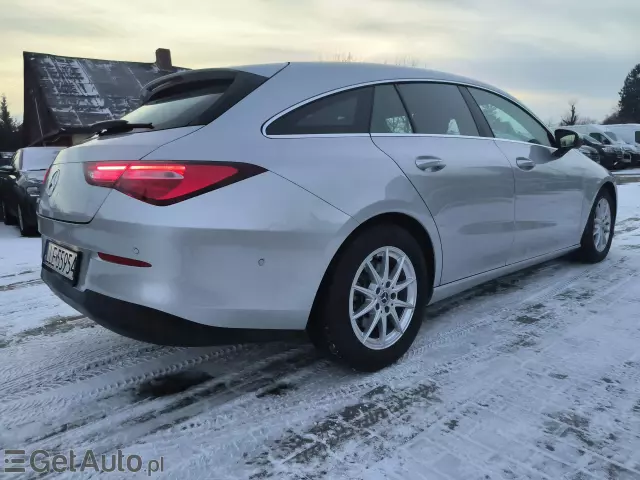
560,100,580,126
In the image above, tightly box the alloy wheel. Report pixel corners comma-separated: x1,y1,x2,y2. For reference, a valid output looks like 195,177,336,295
593,197,612,252
349,246,417,350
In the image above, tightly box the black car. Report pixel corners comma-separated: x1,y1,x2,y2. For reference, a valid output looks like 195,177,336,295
578,144,600,164
0,147,64,236
578,134,626,170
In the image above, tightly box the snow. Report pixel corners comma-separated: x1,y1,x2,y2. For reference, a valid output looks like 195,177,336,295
2,187,640,479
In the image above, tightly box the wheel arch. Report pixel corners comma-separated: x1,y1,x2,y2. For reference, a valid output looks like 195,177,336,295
307,212,437,330
601,181,617,222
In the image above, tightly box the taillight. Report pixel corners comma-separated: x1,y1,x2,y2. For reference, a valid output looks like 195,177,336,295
43,168,50,185
83,162,265,206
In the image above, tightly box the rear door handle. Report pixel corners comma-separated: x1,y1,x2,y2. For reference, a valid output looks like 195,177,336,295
415,156,446,172
516,157,535,170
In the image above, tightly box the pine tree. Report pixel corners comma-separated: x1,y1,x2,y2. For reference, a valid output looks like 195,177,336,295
618,64,640,123
0,94,14,132
0,94,20,151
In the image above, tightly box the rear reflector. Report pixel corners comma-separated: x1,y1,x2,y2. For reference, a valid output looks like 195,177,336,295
98,252,152,268
84,162,265,205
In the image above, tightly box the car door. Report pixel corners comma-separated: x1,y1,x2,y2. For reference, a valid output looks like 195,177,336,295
466,88,584,263
370,83,516,285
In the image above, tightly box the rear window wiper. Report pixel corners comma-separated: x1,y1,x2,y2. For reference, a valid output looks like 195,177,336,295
90,120,154,135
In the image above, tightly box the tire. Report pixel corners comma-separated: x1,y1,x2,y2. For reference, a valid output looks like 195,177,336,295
575,188,615,263
17,204,38,237
1,201,16,226
308,224,430,372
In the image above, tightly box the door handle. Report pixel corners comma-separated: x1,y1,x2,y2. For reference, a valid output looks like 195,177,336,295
415,156,446,172
516,157,535,170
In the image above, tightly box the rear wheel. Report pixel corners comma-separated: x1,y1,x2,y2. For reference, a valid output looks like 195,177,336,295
18,204,38,237
1,201,16,226
575,188,614,263
309,224,430,372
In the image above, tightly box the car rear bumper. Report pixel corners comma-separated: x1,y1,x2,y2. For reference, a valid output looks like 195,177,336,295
42,267,303,345
37,171,355,333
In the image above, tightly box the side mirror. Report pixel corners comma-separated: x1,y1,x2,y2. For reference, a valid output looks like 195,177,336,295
553,129,582,158
555,129,583,149
0,165,15,174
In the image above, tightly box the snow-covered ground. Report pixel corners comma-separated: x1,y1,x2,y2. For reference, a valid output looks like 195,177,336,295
2,185,640,479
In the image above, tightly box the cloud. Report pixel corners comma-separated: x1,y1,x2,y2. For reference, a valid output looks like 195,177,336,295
0,0,637,121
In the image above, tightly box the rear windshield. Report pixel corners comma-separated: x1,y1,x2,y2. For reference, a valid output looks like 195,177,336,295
120,84,229,131
23,150,61,170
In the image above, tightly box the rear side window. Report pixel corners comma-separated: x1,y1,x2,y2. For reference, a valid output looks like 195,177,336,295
121,85,229,131
396,83,479,136
371,85,413,134
266,87,373,135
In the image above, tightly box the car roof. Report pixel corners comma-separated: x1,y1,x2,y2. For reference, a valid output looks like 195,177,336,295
239,61,517,102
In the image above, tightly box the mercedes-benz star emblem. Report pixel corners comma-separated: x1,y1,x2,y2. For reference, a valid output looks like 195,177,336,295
47,170,60,195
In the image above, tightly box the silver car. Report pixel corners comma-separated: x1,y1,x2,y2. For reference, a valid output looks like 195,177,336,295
38,62,616,372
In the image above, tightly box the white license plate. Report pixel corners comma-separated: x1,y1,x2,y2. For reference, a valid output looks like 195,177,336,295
43,241,80,282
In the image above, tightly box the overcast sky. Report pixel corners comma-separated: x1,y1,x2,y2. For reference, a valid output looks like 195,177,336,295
1,0,638,124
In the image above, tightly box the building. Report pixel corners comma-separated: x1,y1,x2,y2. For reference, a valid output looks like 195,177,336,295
22,48,185,147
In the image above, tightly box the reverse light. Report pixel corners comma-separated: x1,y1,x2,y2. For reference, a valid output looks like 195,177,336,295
84,161,265,205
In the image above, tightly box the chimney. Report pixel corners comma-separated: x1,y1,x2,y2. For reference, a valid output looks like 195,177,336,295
155,48,172,71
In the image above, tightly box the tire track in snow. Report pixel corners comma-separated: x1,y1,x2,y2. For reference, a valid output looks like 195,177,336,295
152,256,635,476
0,278,42,292
133,255,626,454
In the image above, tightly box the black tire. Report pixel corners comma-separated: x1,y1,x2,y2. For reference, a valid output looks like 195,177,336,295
575,188,615,263
17,204,38,237
1,201,16,226
308,224,430,372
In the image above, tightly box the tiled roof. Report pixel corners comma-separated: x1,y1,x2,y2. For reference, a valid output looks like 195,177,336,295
25,52,186,128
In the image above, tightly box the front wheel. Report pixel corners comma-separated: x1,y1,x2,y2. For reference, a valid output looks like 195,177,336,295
309,224,430,372
575,188,614,263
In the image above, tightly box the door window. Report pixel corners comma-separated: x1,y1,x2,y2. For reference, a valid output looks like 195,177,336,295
266,87,373,135
468,88,554,147
396,83,479,136
370,84,413,134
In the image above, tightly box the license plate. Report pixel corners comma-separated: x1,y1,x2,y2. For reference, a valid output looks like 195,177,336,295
43,241,80,282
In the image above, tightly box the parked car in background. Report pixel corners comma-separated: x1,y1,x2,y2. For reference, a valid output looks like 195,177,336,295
37,63,616,372
0,152,14,167
578,144,600,164
567,132,626,170
599,128,640,166
0,147,64,236
603,124,640,147
568,125,633,168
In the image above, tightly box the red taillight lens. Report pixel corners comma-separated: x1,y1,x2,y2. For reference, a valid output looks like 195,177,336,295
98,252,151,268
43,168,50,185
83,162,264,205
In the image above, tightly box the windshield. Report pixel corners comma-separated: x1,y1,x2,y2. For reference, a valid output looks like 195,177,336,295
121,85,229,131
582,134,602,146
605,131,619,141
23,150,62,171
